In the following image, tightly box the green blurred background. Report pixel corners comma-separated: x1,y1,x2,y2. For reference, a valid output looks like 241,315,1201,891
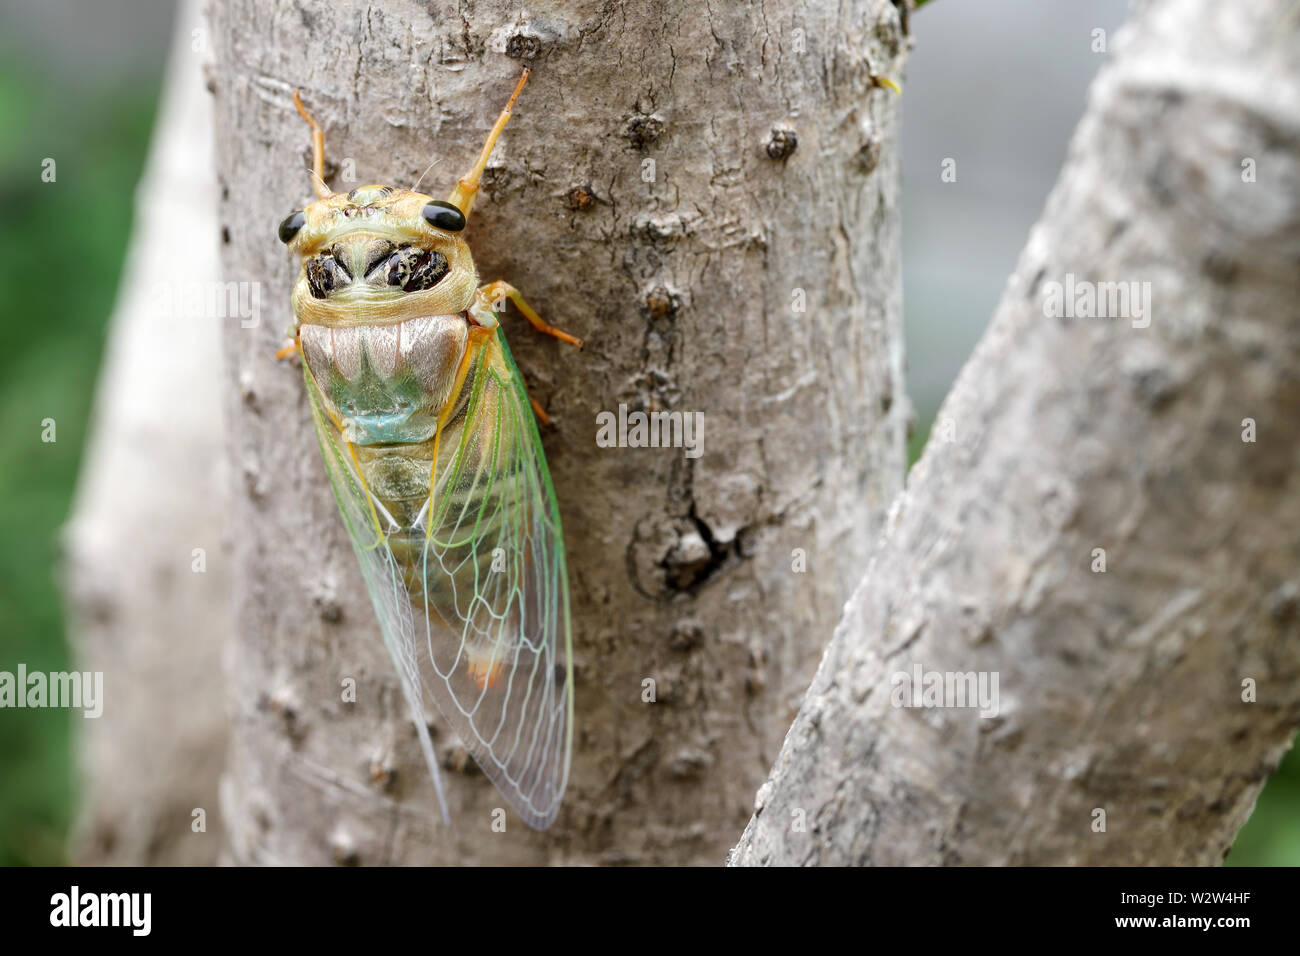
0,0,1294,866
0,0,168,864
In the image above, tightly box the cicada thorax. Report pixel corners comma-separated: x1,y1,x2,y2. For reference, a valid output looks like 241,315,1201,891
299,314,468,445
288,188,477,473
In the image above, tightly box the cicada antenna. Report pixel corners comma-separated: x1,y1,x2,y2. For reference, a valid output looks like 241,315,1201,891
293,89,332,199
305,166,329,198
410,157,443,194
445,68,529,218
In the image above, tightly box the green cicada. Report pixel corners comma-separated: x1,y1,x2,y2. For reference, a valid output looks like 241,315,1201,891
275,69,578,829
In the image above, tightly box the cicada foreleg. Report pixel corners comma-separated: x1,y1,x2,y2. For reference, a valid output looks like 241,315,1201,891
474,281,584,349
471,281,582,424
274,334,299,362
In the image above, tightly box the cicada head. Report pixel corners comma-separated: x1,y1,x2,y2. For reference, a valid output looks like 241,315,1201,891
279,185,478,325
279,70,532,328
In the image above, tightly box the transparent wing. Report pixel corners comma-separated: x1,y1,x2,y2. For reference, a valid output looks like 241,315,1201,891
303,358,455,824
303,330,573,829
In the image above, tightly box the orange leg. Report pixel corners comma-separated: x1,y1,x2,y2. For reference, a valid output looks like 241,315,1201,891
471,282,577,424
527,389,552,427
274,338,299,361
476,280,584,349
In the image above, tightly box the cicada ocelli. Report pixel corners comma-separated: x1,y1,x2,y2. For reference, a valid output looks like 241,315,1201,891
274,69,578,829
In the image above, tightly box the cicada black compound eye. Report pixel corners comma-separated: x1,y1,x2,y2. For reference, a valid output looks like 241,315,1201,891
421,200,466,232
278,210,307,243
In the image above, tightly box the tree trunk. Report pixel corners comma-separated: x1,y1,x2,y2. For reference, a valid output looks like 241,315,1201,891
210,0,908,863
65,0,229,865
730,0,1300,866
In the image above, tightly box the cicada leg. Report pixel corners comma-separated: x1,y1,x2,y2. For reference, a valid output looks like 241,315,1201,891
274,336,298,361
527,392,552,427
472,281,580,423
506,376,553,426
293,89,332,199
475,280,584,349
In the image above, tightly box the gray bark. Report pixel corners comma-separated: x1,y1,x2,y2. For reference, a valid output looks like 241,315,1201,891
730,0,1300,866
210,0,907,863
65,0,229,865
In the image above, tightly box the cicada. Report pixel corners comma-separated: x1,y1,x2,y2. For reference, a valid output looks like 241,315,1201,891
275,69,578,829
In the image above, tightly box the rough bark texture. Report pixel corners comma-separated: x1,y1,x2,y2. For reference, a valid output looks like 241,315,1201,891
730,0,1300,866
211,0,907,863
65,0,229,865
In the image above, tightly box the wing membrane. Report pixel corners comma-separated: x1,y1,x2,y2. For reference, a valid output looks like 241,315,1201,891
303,329,573,829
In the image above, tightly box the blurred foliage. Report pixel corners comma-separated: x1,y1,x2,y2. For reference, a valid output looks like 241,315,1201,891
1226,738,1300,866
0,51,160,864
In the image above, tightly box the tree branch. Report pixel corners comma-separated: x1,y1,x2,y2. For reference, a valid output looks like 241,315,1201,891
731,0,1300,866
